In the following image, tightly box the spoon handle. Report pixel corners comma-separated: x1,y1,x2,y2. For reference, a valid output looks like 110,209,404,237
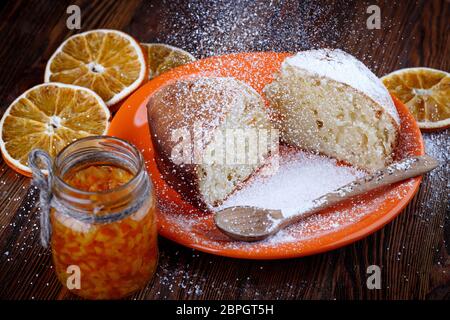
281,155,439,227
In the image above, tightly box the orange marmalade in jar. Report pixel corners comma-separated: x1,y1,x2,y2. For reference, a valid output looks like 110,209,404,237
49,136,157,299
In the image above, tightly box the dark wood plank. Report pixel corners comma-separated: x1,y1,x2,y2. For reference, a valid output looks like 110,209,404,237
0,0,448,300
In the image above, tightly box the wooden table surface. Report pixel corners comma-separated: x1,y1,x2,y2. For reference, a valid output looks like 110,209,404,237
0,0,448,300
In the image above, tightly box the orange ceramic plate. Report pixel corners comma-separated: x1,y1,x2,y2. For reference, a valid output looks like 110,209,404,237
109,52,424,260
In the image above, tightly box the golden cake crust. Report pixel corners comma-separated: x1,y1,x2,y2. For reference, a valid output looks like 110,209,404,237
147,77,270,210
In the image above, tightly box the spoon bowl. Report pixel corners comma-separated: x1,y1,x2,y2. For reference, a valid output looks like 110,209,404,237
214,206,283,241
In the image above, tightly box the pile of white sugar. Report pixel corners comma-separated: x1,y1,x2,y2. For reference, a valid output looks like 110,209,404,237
217,147,365,217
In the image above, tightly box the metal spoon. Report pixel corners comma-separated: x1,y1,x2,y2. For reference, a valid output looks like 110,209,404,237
214,155,439,242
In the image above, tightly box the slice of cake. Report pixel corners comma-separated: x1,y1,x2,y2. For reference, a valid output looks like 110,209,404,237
264,49,400,171
147,77,275,210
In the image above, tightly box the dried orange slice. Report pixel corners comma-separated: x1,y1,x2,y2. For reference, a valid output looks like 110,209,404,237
141,43,195,79
45,29,147,107
381,67,449,130
0,83,110,176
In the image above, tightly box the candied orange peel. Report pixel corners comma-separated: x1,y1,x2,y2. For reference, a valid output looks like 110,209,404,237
51,164,158,299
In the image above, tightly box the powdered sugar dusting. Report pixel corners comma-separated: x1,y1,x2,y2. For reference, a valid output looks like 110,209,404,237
284,49,400,124
217,147,365,217
159,170,416,251
146,0,344,58
157,146,407,249
148,51,422,253
128,1,421,253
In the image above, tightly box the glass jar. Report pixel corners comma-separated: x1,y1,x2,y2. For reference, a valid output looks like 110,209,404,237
49,136,157,299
